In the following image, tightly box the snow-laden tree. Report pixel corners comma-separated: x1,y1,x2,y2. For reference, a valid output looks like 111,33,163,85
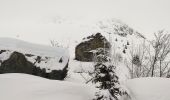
92,48,128,100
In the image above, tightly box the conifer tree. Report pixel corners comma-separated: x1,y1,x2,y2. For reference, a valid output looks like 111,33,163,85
92,48,127,100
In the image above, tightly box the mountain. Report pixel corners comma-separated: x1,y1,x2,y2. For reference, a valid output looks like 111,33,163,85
69,18,146,81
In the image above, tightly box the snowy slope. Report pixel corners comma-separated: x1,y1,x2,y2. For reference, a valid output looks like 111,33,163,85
66,19,145,83
0,73,96,100
125,77,170,100
0,38,69,71
96,19,146,58
96,19,146,80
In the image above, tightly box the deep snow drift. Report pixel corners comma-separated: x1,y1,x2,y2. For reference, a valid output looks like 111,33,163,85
126,77,170,100
0,73,96,100
1,73,170,100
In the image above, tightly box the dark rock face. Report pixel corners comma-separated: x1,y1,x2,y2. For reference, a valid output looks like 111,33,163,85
32,61,68,80
75,33,110,62
0,50,7,54
0,52,68,80
0,52,35,74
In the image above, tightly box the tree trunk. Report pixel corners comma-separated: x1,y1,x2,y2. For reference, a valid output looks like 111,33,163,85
160,60,162,77
151,57,157,77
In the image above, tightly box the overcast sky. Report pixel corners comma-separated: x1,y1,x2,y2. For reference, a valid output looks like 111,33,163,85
0,0,170,45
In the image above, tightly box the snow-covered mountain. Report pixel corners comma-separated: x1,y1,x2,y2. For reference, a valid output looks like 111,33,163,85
0,17,160,100
66,18,147,83
0,17,147,81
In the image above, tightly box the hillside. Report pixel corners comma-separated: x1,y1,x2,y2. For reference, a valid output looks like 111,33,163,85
67,18,147,83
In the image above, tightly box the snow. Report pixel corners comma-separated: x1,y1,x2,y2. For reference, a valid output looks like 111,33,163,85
65,59,94,83
0,37,68,57
1,18,166,100
65,18,146,82
2,73,170,100
0,50,12,64
0,73,96,100
0,37,69,71
125,77,170,100
66,58,129,85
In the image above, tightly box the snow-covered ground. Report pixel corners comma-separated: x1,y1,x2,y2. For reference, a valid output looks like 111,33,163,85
65,59,94,83
0,73,96,100
66,59,130,83
125,77,170,100
1,73,170,100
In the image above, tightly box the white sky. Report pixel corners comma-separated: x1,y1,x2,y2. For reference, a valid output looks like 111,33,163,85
0,0,170,45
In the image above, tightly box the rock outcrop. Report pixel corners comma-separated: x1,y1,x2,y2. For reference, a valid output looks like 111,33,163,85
0,51,68,80
0,38,69,80
75,33,110,62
